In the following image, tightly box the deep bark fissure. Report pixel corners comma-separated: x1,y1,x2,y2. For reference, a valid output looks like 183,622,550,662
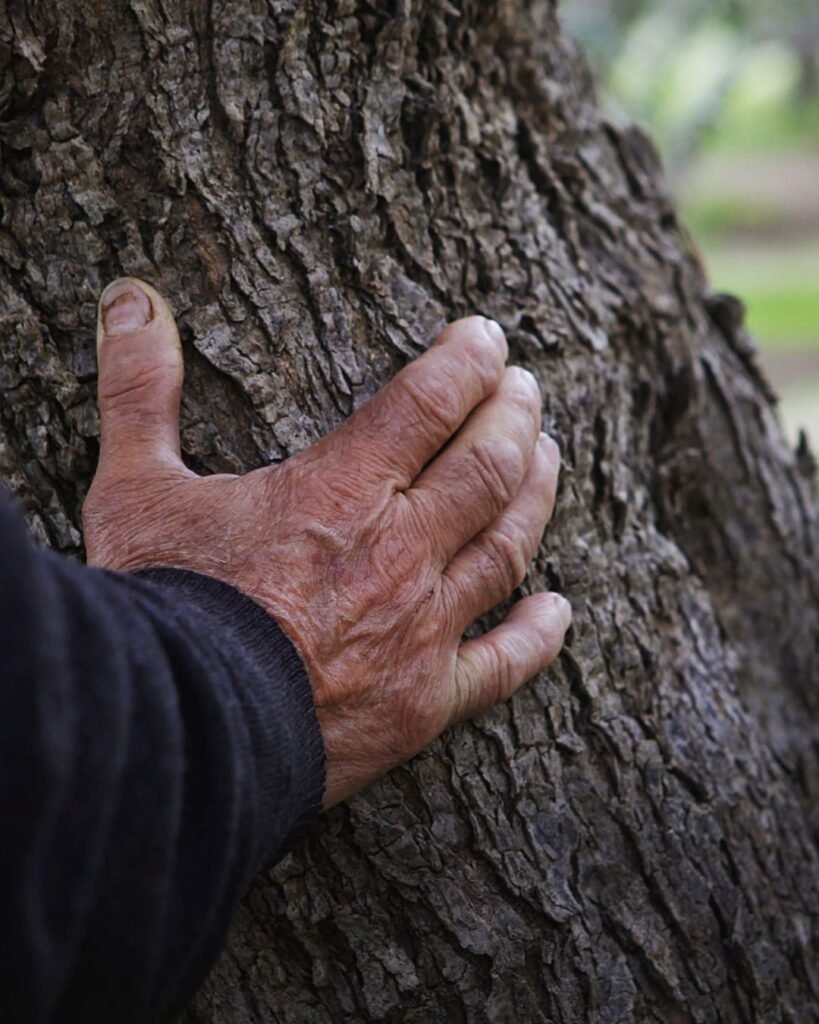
1,0,818,1020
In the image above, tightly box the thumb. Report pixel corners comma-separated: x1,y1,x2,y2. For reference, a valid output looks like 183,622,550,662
96,277,186,473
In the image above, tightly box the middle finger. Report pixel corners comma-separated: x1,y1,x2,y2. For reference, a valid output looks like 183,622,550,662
402,366,542,565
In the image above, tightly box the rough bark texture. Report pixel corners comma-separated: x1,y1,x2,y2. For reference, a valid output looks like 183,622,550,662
2,1,818,1021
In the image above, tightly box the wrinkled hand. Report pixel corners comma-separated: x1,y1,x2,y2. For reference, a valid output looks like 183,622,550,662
84,278,571,806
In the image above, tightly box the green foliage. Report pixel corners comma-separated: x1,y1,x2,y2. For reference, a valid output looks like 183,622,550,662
565,0,819,371
564,0,819,164
744,290,819,349
707,46,819,153
684,196,781,237
703,242,819,350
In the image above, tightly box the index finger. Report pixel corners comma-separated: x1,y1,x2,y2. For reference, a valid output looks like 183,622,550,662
332,316,508,489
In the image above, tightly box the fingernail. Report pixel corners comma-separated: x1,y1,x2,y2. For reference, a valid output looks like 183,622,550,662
546,592,572,630
100,279,152,334
539,432,561,461
483,318,506,346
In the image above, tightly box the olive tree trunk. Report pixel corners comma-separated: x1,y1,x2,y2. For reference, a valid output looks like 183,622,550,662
1,1,818,1020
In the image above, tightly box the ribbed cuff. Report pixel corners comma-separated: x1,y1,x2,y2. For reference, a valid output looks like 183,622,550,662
134,568,326,867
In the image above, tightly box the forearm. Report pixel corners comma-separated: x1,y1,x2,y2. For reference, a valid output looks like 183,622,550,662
0,490,324,1023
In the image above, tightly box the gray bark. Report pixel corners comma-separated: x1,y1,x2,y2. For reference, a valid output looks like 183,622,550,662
1,1,818,1021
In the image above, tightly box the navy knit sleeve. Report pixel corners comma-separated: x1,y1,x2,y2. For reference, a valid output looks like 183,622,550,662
0,489,325,1023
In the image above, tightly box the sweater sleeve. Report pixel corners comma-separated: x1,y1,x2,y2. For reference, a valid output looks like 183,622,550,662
0,488,326,1024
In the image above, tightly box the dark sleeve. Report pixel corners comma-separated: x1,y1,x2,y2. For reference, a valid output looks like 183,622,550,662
0,489,325,1024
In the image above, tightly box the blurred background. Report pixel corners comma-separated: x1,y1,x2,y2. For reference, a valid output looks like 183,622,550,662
562,0,819,446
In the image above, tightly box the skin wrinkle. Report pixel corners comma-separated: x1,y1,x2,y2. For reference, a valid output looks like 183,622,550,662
85,281,570,807
2,1,812,1013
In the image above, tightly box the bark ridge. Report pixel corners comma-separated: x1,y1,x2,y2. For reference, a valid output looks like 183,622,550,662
1,1,817,1020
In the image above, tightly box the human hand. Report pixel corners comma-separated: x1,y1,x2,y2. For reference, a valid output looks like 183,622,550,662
83,278,571,807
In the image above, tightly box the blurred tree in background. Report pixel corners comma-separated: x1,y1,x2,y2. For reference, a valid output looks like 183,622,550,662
564,0,819,445
564,0,819,171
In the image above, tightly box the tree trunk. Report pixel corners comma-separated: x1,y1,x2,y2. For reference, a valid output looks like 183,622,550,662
2,2,818,1020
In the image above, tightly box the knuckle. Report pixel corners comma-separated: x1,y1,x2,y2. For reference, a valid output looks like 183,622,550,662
439,574,468,634
398,366,457,436
100,365,177,434
506,366,542,412
459,319,507,376
375,533,429,593
462,646,504,714
101,362,172,407
487,637,518,697
468,437,525,510
481,526,529,591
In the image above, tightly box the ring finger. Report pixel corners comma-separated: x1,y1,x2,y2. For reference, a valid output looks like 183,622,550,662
441,433,560,635
404,366,542,566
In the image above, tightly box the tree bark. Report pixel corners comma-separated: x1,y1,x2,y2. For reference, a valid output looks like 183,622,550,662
2,1,818,1020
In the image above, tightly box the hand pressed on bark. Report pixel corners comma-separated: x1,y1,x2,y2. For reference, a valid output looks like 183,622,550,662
83,277,571,807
